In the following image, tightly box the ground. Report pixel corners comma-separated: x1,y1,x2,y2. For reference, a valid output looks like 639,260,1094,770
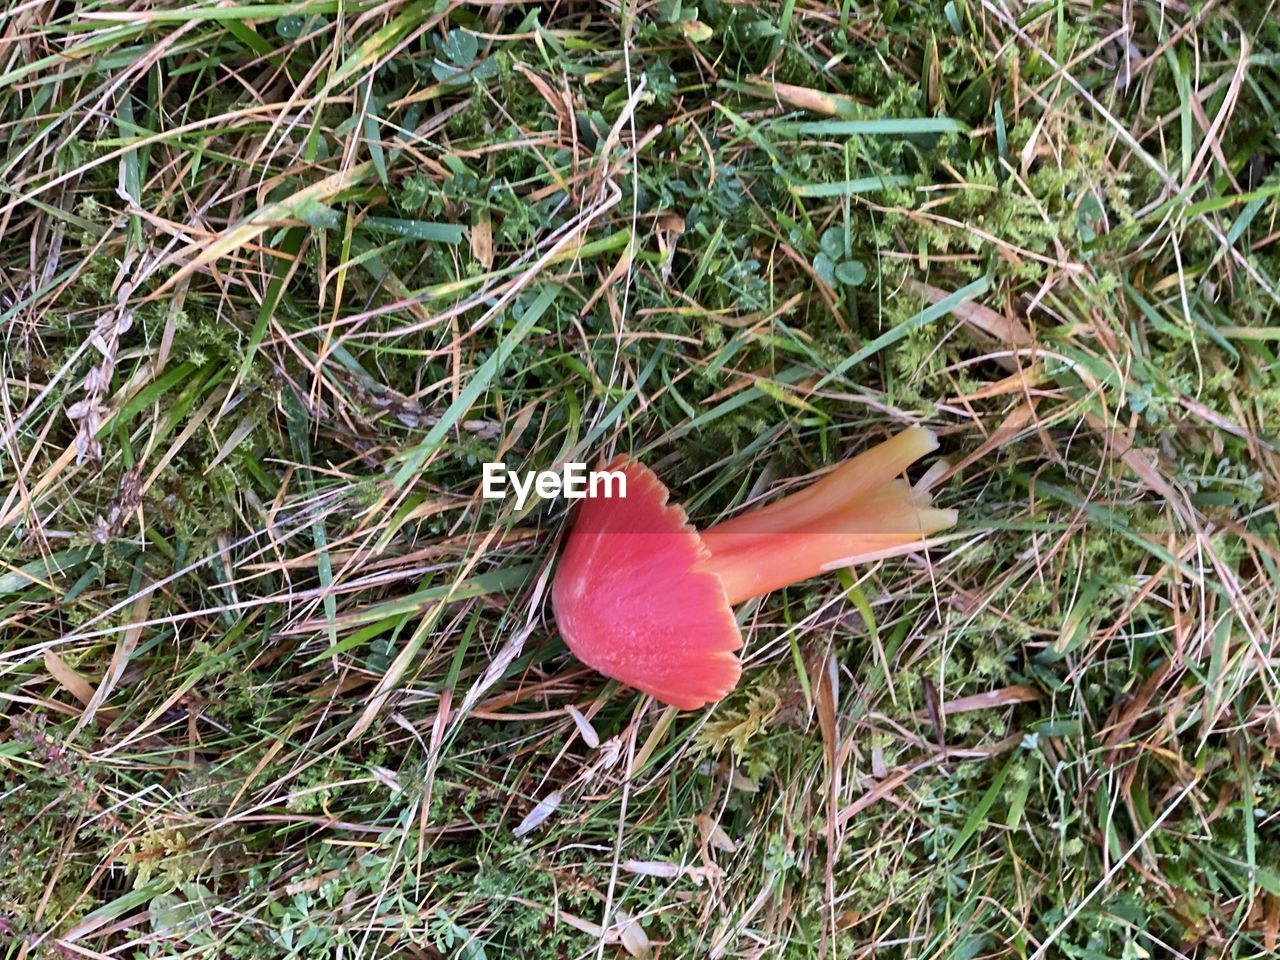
2,1,1279,958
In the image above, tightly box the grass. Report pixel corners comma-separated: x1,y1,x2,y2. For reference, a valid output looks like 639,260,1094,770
2,0,1279,957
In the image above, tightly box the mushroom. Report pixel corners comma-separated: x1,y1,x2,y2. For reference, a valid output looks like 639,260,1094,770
551,427,957,710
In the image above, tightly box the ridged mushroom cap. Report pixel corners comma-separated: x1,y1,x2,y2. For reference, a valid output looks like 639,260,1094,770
551,458,743,710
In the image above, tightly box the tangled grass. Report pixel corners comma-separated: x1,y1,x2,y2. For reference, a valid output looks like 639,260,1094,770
2,1,1279,957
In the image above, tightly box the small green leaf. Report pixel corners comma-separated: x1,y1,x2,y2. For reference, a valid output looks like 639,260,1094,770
1029,717,1081,737
819,226,846,261
445,29,478,66
681,19,713,42
292,197,342,229
944,0,963,35
813,252,836,286
432,29,479,80
834,260,866,286
276,15,304,38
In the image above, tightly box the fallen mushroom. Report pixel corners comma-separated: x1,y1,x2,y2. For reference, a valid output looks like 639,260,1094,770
551,426,957,710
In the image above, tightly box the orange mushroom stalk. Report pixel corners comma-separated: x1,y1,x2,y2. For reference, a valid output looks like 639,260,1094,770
551,427,956,710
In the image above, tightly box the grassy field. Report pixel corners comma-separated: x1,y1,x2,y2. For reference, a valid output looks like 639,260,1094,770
2,0,1279,957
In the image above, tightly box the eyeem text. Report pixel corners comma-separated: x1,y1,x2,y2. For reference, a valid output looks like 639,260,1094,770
482,462,626,509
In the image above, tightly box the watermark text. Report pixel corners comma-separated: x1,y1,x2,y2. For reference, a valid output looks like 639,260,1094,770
482,462,626,509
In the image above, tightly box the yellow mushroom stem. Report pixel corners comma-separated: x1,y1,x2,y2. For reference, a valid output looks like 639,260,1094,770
696,427,957,604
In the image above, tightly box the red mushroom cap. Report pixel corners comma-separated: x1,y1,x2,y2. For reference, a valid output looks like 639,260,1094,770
551,457,743,710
